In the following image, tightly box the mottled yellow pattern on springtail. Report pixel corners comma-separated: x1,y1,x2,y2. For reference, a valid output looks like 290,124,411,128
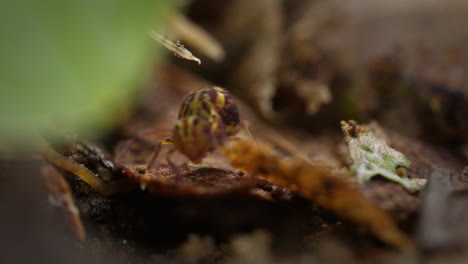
172,86,241,163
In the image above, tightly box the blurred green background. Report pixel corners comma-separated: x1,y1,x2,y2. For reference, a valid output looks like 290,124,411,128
0,0,175,148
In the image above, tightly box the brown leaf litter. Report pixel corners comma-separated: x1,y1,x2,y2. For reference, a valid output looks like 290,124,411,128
222,138,413,250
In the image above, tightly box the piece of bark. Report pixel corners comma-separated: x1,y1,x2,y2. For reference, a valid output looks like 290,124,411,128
417,168,468,252
41,164,86,240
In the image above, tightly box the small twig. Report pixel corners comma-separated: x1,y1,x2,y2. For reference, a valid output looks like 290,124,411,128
151,31,201,65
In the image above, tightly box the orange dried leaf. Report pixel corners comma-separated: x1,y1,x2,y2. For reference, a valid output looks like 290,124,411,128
223,138,414,250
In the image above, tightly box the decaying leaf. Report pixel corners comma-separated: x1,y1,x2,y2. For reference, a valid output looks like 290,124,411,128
223,138,414,250
42,134,294,202
41,164,85,241
126,165,257,197
341,120,426,192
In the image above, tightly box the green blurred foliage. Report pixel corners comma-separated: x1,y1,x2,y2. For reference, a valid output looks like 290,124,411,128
0,0,176,148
